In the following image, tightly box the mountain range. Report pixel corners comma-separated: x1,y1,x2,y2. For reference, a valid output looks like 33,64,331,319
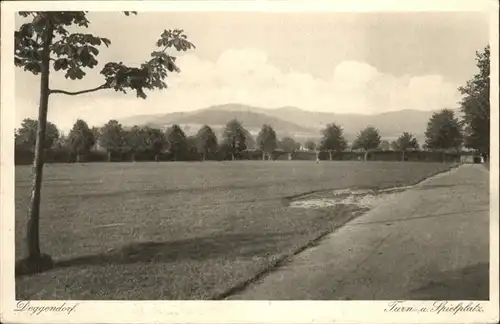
119,103,457,143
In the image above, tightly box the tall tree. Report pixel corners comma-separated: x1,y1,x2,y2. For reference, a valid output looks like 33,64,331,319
304,140,317,151
166,124,188,161
279,137,300,160
424,109,463,153
222,119,247,160
14,11,194,272
458,45,490,157
66,119,95,163
257,124,278,160
352,126,381,161
195,125,218,161
143,127,167,162
319,123,347,160
15,118,59,151
392,132,419,161
124,126,146,162
279,137,300,153
99,119,125,161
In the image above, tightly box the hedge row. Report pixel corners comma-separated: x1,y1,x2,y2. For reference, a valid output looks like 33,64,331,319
273,150,461,162
15,148,462,165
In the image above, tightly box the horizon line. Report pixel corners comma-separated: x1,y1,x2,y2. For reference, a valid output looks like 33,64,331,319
118,103,460,119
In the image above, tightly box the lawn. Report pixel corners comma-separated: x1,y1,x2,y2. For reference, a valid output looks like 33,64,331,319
15,161,456,299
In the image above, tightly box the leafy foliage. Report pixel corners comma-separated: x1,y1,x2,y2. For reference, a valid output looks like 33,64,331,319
379,140,391,151
15,118,59,151
99,120,125,152
52,132,68,150
352,126,381,151
66,119,95,156
15,11,195,98
392,132,419,151
143,127,167,157
319,123,347,152
304,140,317,151
166,124,189,160
256,124,278,154
222,119,247,158
458,45,490,154
16,12,109,76
123,126,146,156
195,125,218,160
424,109,463,151
99,28,195,99
279,137,301,153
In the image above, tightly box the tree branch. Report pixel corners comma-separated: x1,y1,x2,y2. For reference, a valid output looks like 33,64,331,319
49,84,108,96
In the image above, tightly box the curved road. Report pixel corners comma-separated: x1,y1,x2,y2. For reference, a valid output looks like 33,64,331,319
229,164,490,300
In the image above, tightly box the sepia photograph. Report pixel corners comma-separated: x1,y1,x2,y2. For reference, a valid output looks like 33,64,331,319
1,0,498,323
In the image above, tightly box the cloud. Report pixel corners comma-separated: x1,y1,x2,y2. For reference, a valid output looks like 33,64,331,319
168,48,461,114
15,47,462,131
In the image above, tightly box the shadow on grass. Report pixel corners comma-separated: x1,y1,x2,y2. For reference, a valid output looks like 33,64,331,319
409,262,489,300
50,232,296,270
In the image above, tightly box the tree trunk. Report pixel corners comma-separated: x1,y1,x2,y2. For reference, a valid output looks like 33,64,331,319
364,150,369,161
76,148,82,163
26,19,54,263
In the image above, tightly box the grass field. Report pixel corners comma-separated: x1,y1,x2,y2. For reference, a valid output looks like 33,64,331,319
15,161,456,299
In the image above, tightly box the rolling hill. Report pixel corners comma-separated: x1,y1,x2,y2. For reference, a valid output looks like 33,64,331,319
119,103,458,143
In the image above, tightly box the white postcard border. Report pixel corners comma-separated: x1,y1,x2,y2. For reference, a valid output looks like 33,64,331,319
1,1,498,324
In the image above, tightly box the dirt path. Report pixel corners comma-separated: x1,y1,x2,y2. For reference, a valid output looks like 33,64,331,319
228,164,490,300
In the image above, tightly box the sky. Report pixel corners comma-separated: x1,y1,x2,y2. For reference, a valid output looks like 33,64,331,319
15,11,490,131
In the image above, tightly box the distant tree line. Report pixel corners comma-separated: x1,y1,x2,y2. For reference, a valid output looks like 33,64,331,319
15,117,307,163
15,45,489,165
12,107,470,164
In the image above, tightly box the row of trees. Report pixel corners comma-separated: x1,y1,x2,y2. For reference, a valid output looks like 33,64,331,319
301,107,463,162
15,118,299,161
14,106,465,163
316,45,491,160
